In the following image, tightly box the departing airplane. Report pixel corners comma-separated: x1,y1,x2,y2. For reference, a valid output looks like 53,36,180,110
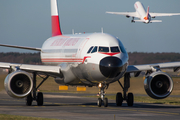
106,1,180,24
0,0,180,107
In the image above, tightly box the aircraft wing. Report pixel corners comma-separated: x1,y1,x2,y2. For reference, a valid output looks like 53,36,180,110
0,62,60,77
106,11,140,18
126,62,180,73
0,43,41,51
150,13,180,17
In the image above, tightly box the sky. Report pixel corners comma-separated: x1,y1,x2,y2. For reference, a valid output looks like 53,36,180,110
0,0,180,53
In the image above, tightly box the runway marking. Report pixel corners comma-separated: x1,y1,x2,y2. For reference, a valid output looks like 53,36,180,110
42,102,180,115
0,98,179,116
138,110,179,115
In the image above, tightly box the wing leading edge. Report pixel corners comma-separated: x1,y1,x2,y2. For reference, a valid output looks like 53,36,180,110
0,43,41,51
127,62,180,73
106,11,140,18
0,62,60,77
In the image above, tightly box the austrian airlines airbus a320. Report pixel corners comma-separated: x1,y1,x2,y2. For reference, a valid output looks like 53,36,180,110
106,1,180,24
0,0,180,107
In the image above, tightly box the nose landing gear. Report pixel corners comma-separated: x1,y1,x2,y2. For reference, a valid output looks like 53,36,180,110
97,82,108,107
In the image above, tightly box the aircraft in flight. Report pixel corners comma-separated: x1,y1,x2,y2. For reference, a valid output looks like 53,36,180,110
106,1,180,24
0,0,180,107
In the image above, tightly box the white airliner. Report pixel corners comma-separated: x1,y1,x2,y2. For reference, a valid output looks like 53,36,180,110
106,1,180,24
0,0,180,107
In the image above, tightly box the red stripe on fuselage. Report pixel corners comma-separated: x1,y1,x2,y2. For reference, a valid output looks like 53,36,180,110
82,56,91,64
41,58,83,63
99,52,120,56
52,16,62,36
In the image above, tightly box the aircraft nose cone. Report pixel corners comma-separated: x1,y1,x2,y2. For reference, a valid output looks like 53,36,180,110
99,56,123,78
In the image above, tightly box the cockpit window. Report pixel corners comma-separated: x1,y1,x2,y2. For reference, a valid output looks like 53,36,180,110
87,46,94,53
91,46,97,53
99,47,109,52
110,46,120,52
120,46,126,53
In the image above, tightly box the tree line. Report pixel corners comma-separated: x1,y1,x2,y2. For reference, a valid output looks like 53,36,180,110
0,52,180,65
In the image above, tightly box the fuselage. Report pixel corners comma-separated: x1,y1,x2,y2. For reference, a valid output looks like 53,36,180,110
134,1,151,23
41,33,128,86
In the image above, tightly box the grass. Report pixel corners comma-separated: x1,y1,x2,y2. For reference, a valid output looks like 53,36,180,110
1,73,180,105
0,114,58,120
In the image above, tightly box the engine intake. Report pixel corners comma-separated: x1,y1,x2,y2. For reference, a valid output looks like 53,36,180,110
4,70,33,98
144,71,173,99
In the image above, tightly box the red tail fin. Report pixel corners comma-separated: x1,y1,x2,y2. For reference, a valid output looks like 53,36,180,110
51,0,62,36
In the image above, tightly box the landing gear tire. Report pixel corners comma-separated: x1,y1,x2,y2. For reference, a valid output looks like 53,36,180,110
116,92,123,106
26,93,33,106
103,98,108,107
37,92,43,106
127,93,134,106
97,98,102,107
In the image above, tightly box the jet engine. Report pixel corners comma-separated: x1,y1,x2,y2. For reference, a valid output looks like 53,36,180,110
144,71,173,99
4,70,33,98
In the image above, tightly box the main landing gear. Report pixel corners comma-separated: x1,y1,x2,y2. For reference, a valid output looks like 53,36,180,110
116,73,134,106
26,72,49,106
97,82,108,107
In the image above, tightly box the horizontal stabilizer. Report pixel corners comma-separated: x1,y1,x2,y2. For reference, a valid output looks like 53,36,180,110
133,20,144,22
150,20,162,22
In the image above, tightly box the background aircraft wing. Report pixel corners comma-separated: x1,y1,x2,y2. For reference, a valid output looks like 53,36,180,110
126,62,180,73
106,11,140,18
0,43,41,51
150,13,180,17
0,62,60,77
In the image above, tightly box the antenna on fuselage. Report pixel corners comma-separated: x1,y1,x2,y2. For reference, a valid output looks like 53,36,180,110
72,29,74,34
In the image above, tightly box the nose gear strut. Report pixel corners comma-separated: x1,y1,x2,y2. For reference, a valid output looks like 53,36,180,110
97,82,109,107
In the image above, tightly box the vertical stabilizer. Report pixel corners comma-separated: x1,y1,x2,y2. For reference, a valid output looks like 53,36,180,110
51,0,62,36
144,6,149,20
146,6,149,19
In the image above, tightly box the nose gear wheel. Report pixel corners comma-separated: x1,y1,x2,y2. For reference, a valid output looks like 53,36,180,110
97,82,108,107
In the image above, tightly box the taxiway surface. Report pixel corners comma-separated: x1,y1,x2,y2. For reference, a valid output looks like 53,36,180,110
0,92,180,120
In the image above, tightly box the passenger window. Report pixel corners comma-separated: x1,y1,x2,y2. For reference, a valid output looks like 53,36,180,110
87,46,94,53
99,47,109,52
91,46,97,53
110,46,120,52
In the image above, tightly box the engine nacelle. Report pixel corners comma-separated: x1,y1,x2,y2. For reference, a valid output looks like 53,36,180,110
4,70,33,98
144,71,173,99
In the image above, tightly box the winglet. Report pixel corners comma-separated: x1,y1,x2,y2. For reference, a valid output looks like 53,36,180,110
51,0,62,36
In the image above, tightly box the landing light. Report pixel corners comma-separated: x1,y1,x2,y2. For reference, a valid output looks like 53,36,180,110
98,83,102,88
